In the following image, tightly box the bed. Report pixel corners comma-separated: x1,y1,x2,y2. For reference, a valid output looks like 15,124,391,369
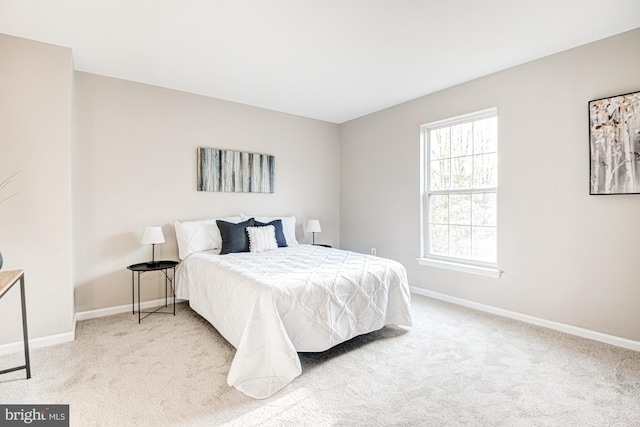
173,215,412,399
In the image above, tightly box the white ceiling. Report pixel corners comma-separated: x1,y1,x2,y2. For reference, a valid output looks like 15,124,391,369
1,1,639,123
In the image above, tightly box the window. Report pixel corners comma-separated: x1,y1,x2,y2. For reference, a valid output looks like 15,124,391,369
419,108,500,277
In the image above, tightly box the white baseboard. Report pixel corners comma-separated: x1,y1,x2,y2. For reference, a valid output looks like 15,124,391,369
0,328,76,356
8,289,637,356
0,298,182,356
75,297,179,321
411,286,640,352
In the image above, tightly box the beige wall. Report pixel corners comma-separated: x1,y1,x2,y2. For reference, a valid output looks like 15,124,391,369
0,34,74,344
3,27,640,347
340,28,640,341
74,73,340,312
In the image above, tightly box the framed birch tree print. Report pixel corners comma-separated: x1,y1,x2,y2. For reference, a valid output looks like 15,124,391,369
589,90,640,194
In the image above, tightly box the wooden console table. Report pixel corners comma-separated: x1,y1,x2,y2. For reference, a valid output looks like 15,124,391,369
0,269,31,379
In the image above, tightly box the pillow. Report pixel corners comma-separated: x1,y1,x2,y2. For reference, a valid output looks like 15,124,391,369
217,218,255,254
240,214,298,245
246,225,278,253
254,219,287,247
174,216,242,259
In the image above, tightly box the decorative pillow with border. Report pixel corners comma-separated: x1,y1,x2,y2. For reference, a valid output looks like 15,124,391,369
240,214,298,245
246,225,278,253
174,216,242,259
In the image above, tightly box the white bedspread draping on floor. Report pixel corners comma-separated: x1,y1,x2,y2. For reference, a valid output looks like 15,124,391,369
175,245,412,399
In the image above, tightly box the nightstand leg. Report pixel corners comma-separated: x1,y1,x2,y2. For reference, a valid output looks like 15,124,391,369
164,268,168,308
137,271,141,324
131,271,135,314
172,266,176,316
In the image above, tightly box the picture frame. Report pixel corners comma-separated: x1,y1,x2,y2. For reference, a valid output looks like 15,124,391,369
589,90,640,195
197,147,275,193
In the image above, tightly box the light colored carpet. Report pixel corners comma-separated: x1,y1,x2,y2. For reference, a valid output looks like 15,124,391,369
0,295,639,426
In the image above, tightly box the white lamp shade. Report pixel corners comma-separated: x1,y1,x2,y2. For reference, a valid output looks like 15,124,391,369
306,219,321,233
141,226,165,245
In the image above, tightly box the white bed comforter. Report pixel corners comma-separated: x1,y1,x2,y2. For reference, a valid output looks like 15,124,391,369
174,245,412,399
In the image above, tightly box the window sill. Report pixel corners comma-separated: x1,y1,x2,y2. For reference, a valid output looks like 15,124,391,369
417,258,502,278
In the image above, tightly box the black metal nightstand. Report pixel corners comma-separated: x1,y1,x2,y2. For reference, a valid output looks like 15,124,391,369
127,260,178,323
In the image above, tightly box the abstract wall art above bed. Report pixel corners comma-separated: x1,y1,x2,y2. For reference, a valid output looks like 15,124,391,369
197,147,275,193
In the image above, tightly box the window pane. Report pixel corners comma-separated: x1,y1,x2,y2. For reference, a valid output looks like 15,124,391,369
450,226,471,259
429,194,449,224
473,153,497,188
449,193,470,225
472,226,497,262
430,159,450,190
451,123,472,157
430,224,449,256
472,193,496,226
473,117,497,154
451,156,472,189
430,128,450,160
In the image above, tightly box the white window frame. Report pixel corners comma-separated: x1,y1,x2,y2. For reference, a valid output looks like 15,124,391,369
418,108,502,278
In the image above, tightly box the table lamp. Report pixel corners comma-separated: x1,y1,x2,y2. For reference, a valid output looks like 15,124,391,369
306,219,321,245
141,226,165,266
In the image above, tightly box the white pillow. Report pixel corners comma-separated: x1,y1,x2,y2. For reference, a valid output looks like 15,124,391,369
246,225,278,253
240,214,299,245
174,216,242,259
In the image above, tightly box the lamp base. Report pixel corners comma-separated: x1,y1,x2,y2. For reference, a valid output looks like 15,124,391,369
146,261,160,267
